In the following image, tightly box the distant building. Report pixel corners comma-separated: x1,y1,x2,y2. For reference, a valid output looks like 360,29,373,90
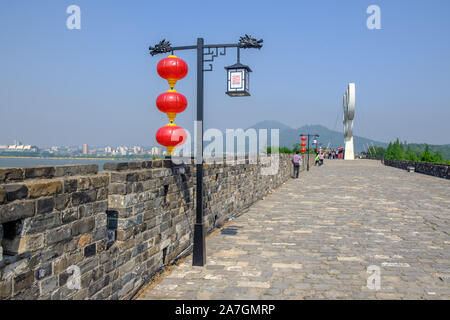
116,146,128,156
151,147,162,156
83,144,88,155
133,146,143,155
1,141,38,153
105,146,112,154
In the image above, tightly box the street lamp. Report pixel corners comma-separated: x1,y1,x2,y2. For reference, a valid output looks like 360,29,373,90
225,47,251,97
225,63,251,97
149,35,263,266
299,133,319,171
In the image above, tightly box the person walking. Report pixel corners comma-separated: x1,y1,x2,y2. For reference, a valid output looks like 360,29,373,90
314,153,320,166
319,152,325,166
291,151,302,178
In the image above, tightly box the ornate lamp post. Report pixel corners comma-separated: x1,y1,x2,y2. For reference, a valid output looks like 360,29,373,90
299,133,319,171
149,35,263,266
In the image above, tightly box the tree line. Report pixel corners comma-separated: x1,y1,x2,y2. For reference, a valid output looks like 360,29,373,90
366,138,450,165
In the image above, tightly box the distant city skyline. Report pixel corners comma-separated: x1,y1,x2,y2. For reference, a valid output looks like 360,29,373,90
1,1,449,146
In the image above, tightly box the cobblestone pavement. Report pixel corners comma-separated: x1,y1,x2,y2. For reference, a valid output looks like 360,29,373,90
139,160,450,300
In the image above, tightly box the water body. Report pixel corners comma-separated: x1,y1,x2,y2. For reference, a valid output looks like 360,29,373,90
0,158,125,172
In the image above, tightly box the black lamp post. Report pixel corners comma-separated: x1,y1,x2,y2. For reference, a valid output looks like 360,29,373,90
149,35,263,266
299,133,319,171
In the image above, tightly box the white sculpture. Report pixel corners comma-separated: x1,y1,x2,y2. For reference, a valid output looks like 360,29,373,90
343,83,355,160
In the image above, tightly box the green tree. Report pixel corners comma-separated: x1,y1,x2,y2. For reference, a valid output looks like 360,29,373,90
405,145,419,162
420,145,434,162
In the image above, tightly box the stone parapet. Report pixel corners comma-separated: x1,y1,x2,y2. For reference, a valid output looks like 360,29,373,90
383,159,449,179
0,155,312,300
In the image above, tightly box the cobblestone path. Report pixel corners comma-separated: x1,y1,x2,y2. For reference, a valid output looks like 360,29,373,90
139,160,450,299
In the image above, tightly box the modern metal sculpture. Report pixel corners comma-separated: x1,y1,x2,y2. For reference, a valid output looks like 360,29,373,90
343,83,355,160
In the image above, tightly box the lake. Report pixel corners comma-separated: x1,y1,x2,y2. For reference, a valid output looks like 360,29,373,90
0,158,125,172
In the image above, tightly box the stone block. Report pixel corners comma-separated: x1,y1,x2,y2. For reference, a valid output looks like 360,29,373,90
40,275,58,296
53,253,83,274
108,183,127,195
117,214,143,229
79,164,99,175
26,180,62,198
109,172,128,183
77,177,91,191
24,166,55,179
71,190,97,205
90,175,109,189
45,226,71,245
0,278,12,299
78,234,92,247
96,187,108,201
4,184,28,202
151,160,163,168
63,178,78,193
13,270,34,295
54,194,70,211
78,204,91,218
35,263,52,280
116,228,134,241
71,217,95,236
92,200,108,214
0,186,6,204
84,243,96,258
22,212,62,235
36,197,54,214
61,207,79,224
0,168,24,183
54,165,81,177
0,200,35,224
103,162,131,171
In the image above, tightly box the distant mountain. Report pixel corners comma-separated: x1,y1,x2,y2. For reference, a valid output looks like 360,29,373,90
247,121,387,153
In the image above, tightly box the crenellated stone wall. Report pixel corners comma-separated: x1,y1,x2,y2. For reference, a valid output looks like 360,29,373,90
383,159,450,179
0,155,313,300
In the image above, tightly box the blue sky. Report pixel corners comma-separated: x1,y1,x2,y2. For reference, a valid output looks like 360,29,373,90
0,0,449,147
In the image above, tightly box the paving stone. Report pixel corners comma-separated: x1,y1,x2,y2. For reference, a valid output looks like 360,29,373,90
139,160,450,300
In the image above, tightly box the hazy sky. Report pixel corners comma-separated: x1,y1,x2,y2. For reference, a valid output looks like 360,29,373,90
1,0,449,147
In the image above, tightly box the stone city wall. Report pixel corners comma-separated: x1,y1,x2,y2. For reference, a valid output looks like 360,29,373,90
383,159,450,179
0,154,313,300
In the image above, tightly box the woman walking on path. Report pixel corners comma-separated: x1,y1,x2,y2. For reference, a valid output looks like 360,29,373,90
319,153,325,166
291,151,303,178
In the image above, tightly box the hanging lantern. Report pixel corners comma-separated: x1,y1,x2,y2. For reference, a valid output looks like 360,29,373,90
157,55,188,89
224,63,252,97
301,148,306,153
301,142,306,147
301,136,307,142
156,123,187,156
156,89,187,122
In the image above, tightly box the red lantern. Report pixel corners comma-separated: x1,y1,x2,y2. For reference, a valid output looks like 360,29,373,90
156,124,187,155
156,89,187,122
157,55,188,89
301,142,306,147
301,148,306,153
301,136,307,141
